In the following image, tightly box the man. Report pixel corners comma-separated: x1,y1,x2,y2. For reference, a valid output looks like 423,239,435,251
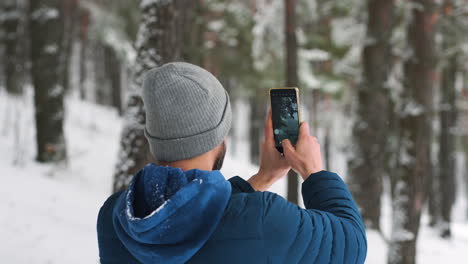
97,62,367,264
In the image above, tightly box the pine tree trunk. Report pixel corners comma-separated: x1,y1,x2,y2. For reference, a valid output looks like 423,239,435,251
104,45,123,116
249,91,267,165
388,1,438,263
0,41,3,91
348,0,395,231
285,0,299,204
324,125,331,170
94,43,110,106
224,78,236,156
310,90,320,135
463,71,468,220
438,53,457,238
2,0,26,95
61,0,78,93
427,154,438,226
433,0,459,239
464,136,468,219
113,0,196,192
78,8,89,100
29,0,67,163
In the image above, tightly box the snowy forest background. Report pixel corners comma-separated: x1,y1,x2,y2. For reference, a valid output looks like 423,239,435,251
1,0,468,263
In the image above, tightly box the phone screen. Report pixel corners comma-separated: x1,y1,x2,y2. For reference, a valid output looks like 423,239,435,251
270,89,300,153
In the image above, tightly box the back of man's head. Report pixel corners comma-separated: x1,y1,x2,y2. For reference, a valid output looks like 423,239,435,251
142,62,232,163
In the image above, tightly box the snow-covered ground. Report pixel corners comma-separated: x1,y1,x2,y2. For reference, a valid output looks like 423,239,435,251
1,92,467,263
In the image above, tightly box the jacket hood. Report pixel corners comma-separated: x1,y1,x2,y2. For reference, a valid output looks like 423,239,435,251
112,163,231,263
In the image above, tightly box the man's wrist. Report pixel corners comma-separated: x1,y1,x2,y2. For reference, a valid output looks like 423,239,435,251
300,167,324,180
247,171,275,191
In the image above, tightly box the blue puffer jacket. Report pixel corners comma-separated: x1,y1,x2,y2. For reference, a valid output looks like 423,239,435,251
97,164,367,264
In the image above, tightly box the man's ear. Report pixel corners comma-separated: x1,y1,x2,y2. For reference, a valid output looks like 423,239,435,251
213,140,226,157
222,139,227,150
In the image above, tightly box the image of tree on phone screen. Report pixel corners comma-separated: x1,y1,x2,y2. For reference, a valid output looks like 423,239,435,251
272,96,299,148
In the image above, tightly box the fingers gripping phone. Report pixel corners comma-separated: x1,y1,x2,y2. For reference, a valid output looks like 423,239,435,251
269,87,301,153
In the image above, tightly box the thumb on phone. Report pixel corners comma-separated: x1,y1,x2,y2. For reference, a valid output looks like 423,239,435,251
282,139,296,160
298,122,310,141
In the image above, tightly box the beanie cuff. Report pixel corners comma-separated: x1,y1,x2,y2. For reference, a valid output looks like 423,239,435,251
145,91,232,162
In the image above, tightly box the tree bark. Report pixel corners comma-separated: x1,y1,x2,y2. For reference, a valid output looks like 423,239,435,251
249,90,267,165
463,68,468,220
437,53,457,238
2,0,26,95
104,45,123,115
284,0,299,204
324,125,331,170
388,1,438,263
464,135,468,219
432,0,459,239
427,153,438,227
94,43,110,106
29,0,67,162
78,8,89,100
348,0,395,231
113,0,196,192
61,0,78,93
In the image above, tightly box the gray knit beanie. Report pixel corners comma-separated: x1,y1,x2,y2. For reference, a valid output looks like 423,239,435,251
142,62,232,162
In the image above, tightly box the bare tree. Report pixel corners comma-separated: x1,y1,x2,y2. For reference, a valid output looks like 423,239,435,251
437,51,458,238
1,0,27,95
104,45,123,115
428,0,463,239
388,1,438,263
78,7,89,100
464,76,468,220
348,0,396,231
113,0,196,192
61,0,78,93
249,92,267,165
29,0,67,163
284,0,299,204
464,134,468,219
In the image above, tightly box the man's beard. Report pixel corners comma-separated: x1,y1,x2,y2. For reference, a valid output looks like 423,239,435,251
212,142,226,171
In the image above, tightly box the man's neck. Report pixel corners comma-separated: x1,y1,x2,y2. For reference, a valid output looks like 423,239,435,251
158,157,213,172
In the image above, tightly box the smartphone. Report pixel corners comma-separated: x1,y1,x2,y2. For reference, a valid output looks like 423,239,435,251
269,87,301,153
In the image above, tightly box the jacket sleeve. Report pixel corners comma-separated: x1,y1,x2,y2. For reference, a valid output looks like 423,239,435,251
229,176,256,194
262,171,367,264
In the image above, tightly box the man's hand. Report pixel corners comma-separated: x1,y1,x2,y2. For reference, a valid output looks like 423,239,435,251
282,122,323,180
248,110,291,191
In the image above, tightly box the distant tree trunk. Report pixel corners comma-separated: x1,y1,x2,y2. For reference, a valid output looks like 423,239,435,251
431,0,459,239
348,0,395,231
0,42,3,91
113,0,196,192
427,154,438,226
464,75,468,220
1,0,28,165
310,90,320,135
61,0,78,93
29,0,67,163
324,125,331,170
224,78,237,156
2,0,26,95
464,135,468,219
249,91,267,165
104,45,123,115
94,43,109,106
388,1,438,264
437,53,457,238
78,8,89,100
285,0,299,204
